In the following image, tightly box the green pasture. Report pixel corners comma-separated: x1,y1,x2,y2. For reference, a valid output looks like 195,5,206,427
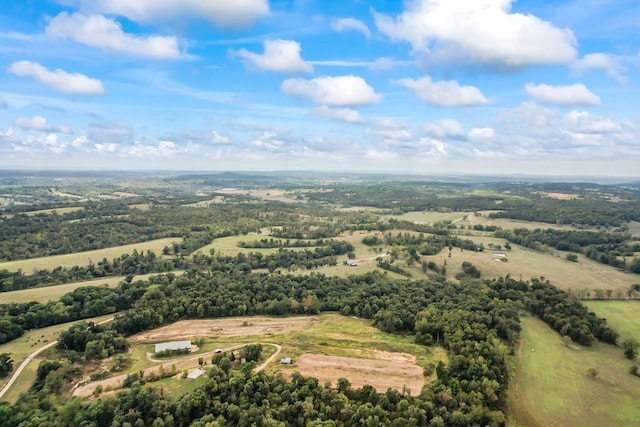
0,313,116,403
411,233,637,293
507,313,640,427
0,238,179,273
1,271,184,304
585,301,640,344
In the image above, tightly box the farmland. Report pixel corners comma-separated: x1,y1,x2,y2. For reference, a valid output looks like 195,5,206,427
0,172,639,426
507,313,640,427
0,237,179,273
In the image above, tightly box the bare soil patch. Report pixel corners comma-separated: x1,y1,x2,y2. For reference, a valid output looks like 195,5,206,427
292,353,424,394
130,316,319,343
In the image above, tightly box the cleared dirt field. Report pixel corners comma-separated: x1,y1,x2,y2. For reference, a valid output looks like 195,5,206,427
0,237,179,273
130,316,320,343
293,353,424,394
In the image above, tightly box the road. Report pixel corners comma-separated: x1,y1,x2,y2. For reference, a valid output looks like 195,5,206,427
0,316,115,401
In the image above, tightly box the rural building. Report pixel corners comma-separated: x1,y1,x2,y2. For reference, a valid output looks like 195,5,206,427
280,357,293,364
343,260,358,266
155,340,191,354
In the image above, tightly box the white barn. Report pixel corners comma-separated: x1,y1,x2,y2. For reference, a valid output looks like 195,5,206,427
155,340,191,353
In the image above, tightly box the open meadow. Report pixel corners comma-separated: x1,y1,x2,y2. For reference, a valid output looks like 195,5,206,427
0,313,116,403
507,313,640,427
1,271,183,304
0,237,179,273
584,301,640,343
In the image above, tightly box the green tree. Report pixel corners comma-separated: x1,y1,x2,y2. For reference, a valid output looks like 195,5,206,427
623,339,639,360
0,353,13,378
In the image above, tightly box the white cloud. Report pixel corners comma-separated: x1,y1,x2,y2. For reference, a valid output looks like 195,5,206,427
572,53,627,84
234,39,313,74
7,61,105,94
313,106,364,123
395,76,488,107
332,18,371,38
565,110,619,134
46,12,182,60
76,0,269,28
94,142,118,153
211,131,231,144
369,57,413,71
423,119,466,139
126,140,176,157
468,127,495,139
374,0,577,67
525,83,601,106
281,75,382,107
14,116,73,134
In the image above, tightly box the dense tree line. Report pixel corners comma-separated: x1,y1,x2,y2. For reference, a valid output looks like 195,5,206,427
237,238,340,249
488,276,618,345
0,276,162,344
0,250,187,293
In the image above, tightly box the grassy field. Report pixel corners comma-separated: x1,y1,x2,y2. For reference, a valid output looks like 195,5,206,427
627,221,640,238
383,211,471,224
584,301,640,344
0,313,116,403
2,271,183,304
0,237,179,273
404,233,638,293
507,313,640,427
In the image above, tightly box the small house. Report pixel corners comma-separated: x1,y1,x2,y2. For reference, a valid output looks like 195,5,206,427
280,357,293,364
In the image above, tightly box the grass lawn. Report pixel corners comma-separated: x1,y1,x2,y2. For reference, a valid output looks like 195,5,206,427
0,238,180,273
2,271,184,304
584,300,640,344
507,313,640,427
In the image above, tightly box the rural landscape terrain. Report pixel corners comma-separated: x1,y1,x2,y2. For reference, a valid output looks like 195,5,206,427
0,170,639,426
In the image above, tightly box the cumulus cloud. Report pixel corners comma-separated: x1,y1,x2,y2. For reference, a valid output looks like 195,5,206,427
423,119,466,139
468,127,495,139
14,116,73,134
312,106,364,123
76,0,269,28
332,18,371,38
565,110,619,134
374,0,577,67
525,83,601,106
126,140,176,157
7,61,105,94
211,131,231,144
281,75,382,107
395,76,488,107
46,12,181,60
572,53,627,84
234,40,313,74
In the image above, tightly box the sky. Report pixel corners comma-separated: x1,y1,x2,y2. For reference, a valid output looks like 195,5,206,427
0,0,639,176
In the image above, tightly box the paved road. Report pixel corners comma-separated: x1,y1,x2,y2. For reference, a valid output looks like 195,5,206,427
0,316,115,401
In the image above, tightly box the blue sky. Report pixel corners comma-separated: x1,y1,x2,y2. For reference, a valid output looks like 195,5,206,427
1,0,639,176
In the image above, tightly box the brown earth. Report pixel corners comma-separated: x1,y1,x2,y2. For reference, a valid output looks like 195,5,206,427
289,353,424,395
129,316,320,343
